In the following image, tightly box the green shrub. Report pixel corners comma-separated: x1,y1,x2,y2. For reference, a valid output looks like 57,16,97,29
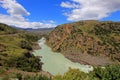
53,68,89,80
0,67,6,74
19,40,32,50
92,65,120,80
16,73,22,80
24,74,51,80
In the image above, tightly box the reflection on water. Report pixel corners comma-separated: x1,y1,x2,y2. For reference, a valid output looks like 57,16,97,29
33,37,93,75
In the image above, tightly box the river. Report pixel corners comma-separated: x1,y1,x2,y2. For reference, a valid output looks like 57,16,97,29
33,37,93,75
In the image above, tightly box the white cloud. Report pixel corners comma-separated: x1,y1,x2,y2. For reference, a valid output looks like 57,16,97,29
0,14,56,29
61,1,79,8
61,0,120,21
0,0,56,28
0,0,30,16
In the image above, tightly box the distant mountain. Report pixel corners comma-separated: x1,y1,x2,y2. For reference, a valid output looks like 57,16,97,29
23,28,54,31
10,25,54,34
46,20,120,66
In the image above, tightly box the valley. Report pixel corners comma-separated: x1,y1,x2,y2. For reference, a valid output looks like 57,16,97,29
0,21,120,80
0,0,120,80
33,37,93,75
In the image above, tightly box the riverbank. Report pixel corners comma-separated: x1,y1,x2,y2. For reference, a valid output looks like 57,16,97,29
63,52,114,66
32,42,41,50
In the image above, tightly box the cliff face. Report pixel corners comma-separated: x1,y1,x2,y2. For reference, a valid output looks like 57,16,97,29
46,20,120,65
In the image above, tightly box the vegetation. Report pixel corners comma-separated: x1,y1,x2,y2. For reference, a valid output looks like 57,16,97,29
0,23,42,72
53,68,88,80
1,73,51,80
0,22,120,80
0,23,17,34
46,20,120,65
0,67,7,74
1,64,119,80
92,65,120,80
24,75,51,80
53,64,120,80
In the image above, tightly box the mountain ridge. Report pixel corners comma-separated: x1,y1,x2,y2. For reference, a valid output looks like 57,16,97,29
46,20,120,66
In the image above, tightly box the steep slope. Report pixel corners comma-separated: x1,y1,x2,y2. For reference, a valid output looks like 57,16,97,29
0,23,42,72
46,20,120,66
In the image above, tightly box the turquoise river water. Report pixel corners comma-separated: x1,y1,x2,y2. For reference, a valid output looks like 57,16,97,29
33,37,93,75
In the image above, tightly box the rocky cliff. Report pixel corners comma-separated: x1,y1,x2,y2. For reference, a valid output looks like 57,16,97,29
46,20,120,66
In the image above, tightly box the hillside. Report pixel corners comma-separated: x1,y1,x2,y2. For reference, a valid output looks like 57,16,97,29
46,20,120,66
0,23,42,72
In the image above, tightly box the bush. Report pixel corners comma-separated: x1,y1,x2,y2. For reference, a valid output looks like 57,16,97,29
53,65,120,80
24,74,51,80
2,52,42,72
53,68,89,80
0,67,6,74
92,65,120,80
16,73,22,80
19,40,32,50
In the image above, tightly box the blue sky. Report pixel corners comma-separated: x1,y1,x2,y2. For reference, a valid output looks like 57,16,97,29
17,0,68,24
0,0,120,28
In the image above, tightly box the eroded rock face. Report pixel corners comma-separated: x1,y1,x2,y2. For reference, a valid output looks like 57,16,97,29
46,20,120,65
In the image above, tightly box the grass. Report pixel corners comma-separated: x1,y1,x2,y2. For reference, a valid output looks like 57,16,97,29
0,23,42,72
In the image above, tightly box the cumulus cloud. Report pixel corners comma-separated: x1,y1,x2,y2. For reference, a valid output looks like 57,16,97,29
60,0,120,21
0,14,56,29
0,0,30,16
0,0,56,28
